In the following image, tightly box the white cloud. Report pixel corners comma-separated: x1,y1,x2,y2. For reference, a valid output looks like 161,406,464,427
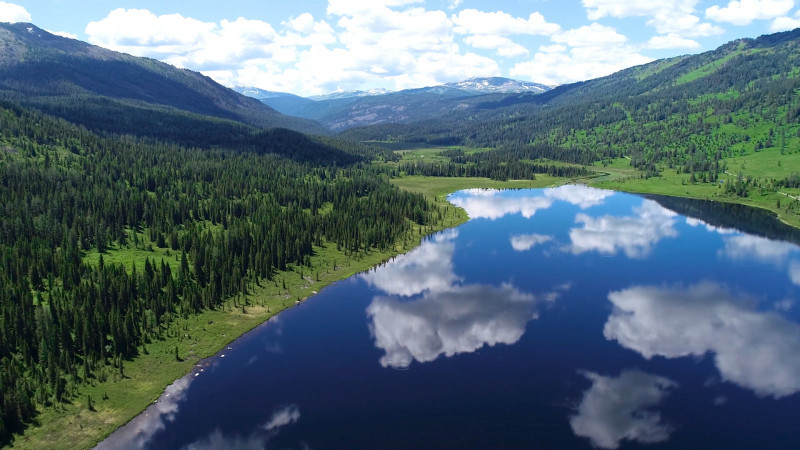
465,35,529,58
511,24,652,85
647,33,701,49
771,10,800,30
47,29,78,40
706,0,795,25
552,23,627,47
583,0,723,37
605,282,800,397
544,184,614,209
510,234,553,251
449,189,554,220
0,1,31,23
448,0,464,10
326,0,423,16
452,9,560,36
570,370,676,449
567,200,678,258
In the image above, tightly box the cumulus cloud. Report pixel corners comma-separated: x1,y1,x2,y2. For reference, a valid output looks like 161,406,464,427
511,23,652,85
706,0,795,25
605,282,800,397
510,234,553,251
83,4,501,95
449,189,554,220
452,9,560,36
361,230,460,296
771,11,800,30
465,35,529,58
543,185,614,209
567,200,678,258
570,370,676,449
647,33,702,49
583,0,723,37
0,1,31,23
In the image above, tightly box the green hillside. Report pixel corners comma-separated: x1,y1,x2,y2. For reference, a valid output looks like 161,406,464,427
0,23,327,137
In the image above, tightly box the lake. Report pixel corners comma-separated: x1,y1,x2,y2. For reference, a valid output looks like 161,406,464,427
98,186,800,449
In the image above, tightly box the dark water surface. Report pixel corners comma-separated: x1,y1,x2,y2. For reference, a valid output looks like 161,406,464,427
98,186,800,449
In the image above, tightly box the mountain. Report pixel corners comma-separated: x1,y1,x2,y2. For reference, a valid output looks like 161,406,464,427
443,77,550,94
342,27,800,174
239,77,551,131
0,23,327,137
308,88,393,100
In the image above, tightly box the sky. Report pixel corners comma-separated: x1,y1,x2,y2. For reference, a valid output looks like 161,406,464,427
3,1,800,96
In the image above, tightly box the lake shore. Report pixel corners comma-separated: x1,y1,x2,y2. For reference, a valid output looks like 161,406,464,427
15,174,799,449
13,197,470,449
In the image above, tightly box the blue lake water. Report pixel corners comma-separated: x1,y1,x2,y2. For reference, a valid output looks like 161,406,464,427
98,186,800,449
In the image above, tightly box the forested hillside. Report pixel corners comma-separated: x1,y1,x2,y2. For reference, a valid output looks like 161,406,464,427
0,23,326,136
0,100,439,445
342,28,800,189
242,77,551,131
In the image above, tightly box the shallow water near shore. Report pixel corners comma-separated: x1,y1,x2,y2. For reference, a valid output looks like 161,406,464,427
98,186,800,449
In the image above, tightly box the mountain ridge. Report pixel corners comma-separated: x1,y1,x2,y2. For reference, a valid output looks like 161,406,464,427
0,22,327,136
238,76,551,130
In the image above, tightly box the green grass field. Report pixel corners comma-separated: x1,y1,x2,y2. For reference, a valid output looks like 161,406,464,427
588,150,800,229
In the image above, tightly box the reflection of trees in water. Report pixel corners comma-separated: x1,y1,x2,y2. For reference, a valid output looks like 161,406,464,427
646,194,800,246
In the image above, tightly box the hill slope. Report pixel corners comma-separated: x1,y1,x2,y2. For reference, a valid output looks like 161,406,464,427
0,23,327,136
241,77,550,131
343,28,800,168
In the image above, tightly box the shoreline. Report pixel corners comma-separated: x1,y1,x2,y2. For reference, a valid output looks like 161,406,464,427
13,196,468,450
14,176,799,449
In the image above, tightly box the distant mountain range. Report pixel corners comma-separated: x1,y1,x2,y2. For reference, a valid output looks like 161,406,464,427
235,77,551,131
0,23,327,137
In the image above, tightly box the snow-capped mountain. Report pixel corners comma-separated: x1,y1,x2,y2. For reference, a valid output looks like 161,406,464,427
444,77,551,94
308,88,393,101
236,77,552,131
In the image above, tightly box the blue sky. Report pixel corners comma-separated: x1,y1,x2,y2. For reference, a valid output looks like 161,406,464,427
3,1,800,96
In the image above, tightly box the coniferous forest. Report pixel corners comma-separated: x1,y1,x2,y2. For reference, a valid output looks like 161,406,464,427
0,100,436,444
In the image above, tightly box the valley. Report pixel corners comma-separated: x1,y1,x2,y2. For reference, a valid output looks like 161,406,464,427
2,12,800,449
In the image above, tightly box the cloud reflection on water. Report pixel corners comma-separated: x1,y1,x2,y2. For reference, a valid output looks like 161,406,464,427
604,282,800,398
543,184,613,209
510,233,553,251
182,404,301,450
567,200,678,258
363,229,560,368
367,283,546,368
449,189,553,220
95,375,193,449
570,370,676,449
448,185,613,220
